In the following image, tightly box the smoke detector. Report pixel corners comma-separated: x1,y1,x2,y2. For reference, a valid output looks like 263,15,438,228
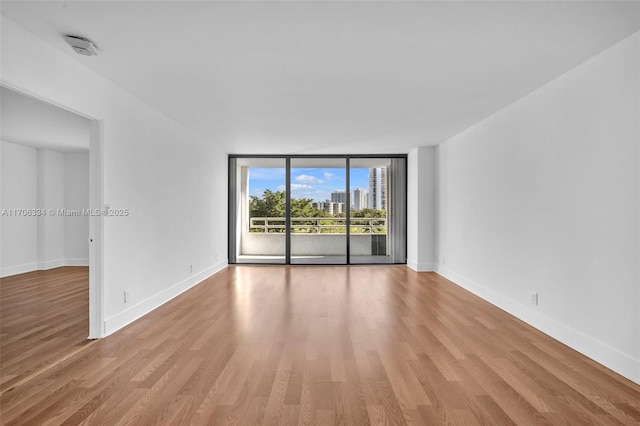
64,35,97,56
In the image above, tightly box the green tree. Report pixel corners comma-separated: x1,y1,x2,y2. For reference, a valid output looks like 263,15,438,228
249,189,285,218
248,190,388,234
249,190,325,232
334,208,386,219
291,198,324,218
351,208,386,218
249,190,325,218
347,208,387,234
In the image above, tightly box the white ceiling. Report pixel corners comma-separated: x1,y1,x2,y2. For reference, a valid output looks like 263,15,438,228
1,1,638,155
1,86,90,152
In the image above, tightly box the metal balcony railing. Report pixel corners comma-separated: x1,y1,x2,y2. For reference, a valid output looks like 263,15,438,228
249,217,387,234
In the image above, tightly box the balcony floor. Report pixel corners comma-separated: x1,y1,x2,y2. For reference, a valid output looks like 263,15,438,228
237,255,392,264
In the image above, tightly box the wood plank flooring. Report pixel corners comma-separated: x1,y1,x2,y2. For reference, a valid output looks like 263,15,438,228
0,267,91,394
1,265,639,425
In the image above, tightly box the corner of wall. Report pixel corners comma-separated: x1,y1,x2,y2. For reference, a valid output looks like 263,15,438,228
103,261,228,336
435,265,640,385
407,146,437,271
407,260,435,272
434,33,640,384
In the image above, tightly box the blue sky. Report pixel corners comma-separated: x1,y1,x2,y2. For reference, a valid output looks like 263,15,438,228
249,167,369,202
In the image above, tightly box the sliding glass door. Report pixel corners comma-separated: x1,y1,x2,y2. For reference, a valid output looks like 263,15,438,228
229,155,406,265
290,158,347,264
350,158,388,264
230,158,286,264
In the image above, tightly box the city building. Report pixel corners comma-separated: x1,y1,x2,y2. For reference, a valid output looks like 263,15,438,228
330,190,347,205
311,200,344,215
352,188,368,211
368,167,387,210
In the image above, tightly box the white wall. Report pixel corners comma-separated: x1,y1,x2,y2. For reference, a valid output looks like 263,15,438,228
1,16,228,335
37,148,65,269
64,152,90,265
436,33,639,384
1,141,38,276
1,143,91,275
407,146,436,271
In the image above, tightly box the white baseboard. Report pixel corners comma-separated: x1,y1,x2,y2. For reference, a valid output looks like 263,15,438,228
407,259,434,272
1,262,38,278
1,258,90,278
436,265,640,385
104,260,228,336
64,258,89,266
38,258,65,270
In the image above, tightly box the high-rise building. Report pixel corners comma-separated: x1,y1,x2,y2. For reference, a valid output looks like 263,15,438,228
352,188,368,210
331,190,348,205
368,168,387,210
311,201,344,215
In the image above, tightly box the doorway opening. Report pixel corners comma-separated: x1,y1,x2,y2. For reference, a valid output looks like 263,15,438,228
229,155,407,265
0,85,104,389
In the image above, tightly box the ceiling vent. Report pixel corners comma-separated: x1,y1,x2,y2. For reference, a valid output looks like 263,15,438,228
64,35,97,56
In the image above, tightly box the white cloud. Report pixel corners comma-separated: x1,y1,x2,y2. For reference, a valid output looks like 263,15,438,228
291,184,312,190
323,172,335,180
277,184,313,191
295,174,324,184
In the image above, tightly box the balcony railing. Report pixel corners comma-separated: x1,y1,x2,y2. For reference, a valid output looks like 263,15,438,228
249,217,387,234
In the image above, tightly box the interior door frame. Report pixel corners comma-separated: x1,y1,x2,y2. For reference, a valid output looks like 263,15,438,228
0,82,105,339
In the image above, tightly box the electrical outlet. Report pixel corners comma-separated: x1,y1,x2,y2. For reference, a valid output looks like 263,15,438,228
215,254,219,261
530,292,538,305
124,290,130,304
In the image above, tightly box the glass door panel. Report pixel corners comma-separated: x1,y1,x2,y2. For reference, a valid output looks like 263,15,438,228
349,158,391,264
236,158,286,263
290,158,347,264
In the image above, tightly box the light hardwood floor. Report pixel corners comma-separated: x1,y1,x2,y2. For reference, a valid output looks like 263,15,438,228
0,267,91,394
1,265,639,425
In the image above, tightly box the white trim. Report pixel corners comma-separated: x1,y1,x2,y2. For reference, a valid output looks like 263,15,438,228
1,81,105,341
407,260,434,272
88,120,104,339
37,259,65,270
65,258,89,266
0,258,90,277
0,81,99,122
436,265,640,385
104,261,228,336
0,262,38,278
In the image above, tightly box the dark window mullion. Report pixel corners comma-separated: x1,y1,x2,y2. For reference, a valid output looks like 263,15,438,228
285,157,291,264
346,157,350,265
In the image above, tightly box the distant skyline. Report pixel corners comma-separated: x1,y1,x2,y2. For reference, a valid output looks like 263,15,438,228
249,167,370,202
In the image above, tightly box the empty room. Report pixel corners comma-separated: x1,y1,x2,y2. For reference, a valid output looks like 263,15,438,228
0,1,638,425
